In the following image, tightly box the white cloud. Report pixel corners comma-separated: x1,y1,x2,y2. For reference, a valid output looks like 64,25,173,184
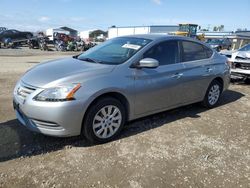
38,16,50,22
152,0,162,5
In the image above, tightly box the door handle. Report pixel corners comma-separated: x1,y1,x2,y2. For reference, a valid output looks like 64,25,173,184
206,68,213,73
171,73,183,79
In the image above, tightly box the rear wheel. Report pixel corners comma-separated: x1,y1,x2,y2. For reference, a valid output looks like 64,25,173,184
202,80,222,108
83,97,125,144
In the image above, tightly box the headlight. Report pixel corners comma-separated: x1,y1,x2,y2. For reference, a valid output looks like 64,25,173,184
34,84,81,102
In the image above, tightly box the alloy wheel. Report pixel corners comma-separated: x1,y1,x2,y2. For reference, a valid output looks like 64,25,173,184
208,84,220,105
92,105,122,139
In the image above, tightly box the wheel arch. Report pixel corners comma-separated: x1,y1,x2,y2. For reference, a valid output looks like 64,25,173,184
202,76,224,100
81,91,130,130
213,77,224,91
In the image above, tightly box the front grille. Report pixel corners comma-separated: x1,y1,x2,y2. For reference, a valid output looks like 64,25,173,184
234,62,250,70
240,63,250,70
235,56,250,60
17,82,36,99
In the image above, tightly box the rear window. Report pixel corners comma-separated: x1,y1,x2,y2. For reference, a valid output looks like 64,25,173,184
204,46,213,58
181,41,209,62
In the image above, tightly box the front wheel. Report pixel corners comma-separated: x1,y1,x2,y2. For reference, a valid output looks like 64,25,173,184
202,80,222,108
82,97,126,144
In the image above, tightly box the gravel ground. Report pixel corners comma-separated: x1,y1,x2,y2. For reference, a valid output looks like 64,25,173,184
0,48,249,188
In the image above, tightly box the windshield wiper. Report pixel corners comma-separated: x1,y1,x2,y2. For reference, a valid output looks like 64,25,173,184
78,57,102,64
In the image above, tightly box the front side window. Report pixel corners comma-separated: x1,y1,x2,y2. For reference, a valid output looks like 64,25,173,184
77,37,151,65
181,41,208,62
143,40,179,66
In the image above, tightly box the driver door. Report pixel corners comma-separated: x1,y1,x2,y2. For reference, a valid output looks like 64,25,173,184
134,40,186,115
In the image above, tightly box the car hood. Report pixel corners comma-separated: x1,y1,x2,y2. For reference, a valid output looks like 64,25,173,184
231,51,250,60
21,57,116,87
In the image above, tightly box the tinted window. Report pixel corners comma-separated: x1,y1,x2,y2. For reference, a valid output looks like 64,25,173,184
182,41,208,62
143,40,179,65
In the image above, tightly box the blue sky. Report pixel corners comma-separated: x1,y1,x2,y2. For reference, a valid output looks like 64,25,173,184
0,0,249,32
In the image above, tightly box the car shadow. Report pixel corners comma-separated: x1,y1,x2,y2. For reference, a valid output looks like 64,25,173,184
0,89,245,162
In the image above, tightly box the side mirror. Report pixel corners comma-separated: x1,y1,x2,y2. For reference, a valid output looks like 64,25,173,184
136,58,159,69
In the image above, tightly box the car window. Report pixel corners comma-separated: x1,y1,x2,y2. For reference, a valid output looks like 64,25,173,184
203,46,213,58
143,40,179,66
181,41,208,62
77,37,151,65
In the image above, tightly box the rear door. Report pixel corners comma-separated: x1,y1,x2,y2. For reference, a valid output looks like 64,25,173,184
179,40,214,103
134,40,186,115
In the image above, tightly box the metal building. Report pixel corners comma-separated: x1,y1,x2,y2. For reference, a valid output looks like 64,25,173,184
108,25,179,39
46,26,78,41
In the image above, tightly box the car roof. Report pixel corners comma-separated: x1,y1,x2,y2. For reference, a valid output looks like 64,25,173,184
118,34,196,41
117,34,213,50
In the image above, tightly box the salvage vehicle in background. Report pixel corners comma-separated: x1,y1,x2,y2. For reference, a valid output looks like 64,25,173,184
0,29,33,43
13,35,230,144
222,43,250,83
206,38,232,51
27,38,40,49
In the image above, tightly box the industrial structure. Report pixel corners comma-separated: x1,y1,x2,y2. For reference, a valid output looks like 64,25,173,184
198,31,250,50
46,26,78,41
79,29,107,40
108,25,179,39
108,25,250,50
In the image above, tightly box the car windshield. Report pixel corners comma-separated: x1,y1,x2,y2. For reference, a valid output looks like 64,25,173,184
239,44,250,51
77,37,151,65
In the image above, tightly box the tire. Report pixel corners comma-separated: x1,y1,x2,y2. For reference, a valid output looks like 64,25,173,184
202,80,222,108
244,78,250,84
82,97,126,144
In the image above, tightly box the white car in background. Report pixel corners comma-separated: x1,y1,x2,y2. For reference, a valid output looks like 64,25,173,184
222,44,250,82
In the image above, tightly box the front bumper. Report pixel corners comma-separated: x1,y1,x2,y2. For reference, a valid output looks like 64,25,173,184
231,68,250,79
13,81,88,137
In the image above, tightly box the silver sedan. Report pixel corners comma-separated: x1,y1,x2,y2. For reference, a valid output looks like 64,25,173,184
13,35,230,143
